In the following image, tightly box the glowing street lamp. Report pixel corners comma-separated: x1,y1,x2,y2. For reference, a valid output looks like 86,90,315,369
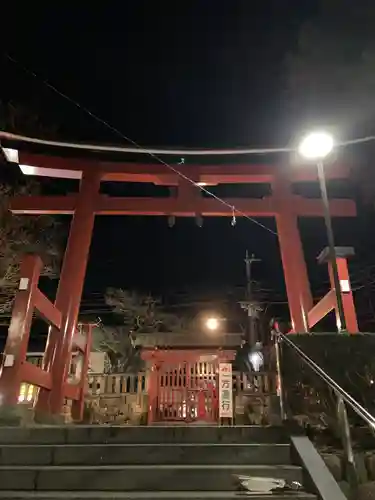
205,317,220,331
298,131,346,333
298,131,334,160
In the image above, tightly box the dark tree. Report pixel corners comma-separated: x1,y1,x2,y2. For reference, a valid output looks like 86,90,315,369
0,183,62,313
0,98,62,313
92,289,189,372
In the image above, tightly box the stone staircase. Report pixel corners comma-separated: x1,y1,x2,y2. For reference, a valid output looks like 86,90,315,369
0,425,320,499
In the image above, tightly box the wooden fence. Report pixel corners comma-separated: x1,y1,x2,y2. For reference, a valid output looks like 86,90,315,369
18,370,275,424
85,370,275,424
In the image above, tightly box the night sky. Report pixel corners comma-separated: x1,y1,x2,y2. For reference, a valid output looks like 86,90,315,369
2,2,375,329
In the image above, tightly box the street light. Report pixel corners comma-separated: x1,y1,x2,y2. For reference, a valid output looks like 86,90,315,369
298,132,334,160
205,317,220,331
298,131,347,333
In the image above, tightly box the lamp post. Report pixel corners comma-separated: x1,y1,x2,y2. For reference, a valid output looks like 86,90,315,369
298,131,347,333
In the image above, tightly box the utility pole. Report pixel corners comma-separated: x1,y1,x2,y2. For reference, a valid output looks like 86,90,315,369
240,251,262,345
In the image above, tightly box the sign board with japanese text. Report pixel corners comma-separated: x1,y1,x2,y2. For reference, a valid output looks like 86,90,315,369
218,362,233,419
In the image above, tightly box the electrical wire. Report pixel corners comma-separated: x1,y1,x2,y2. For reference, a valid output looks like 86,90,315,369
2,53,277,236
5,52,375,236
3,54,375,152
340,136,375,146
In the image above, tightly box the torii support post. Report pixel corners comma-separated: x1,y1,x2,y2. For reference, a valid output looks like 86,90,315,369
70,323,93,421
0,255,43,405
320,246,358,333
0,254,92,415
36,169,101,415
272,173,313,332
307,247,359,333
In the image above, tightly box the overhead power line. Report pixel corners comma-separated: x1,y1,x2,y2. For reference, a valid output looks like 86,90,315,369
2,53,279,236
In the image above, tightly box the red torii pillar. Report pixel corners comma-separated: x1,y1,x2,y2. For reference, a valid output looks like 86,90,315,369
36,169,101,415
272,172,313,333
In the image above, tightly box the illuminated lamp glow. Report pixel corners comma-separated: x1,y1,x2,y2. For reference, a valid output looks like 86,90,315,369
298,131,334,160
197,182,208,186
206,317,219,331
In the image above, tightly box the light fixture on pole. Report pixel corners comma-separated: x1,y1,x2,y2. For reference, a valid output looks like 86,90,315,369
298,131,347,333
205,317,220,331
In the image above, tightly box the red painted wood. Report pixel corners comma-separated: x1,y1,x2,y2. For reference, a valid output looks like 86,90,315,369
17,151,351,184
273,174,313,333
1,147,360,420
20,362,52,390
329,258,359,333
10,194,356,218
308,290,336,329
0,255,42,405
0,252,94,418
36,169,101,415
34,289,62,329
155,358,219,423
72,324,93,420
303,256,358,333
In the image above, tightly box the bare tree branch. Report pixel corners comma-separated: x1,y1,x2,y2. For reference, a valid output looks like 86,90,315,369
91,289,190,372
0,182,63,314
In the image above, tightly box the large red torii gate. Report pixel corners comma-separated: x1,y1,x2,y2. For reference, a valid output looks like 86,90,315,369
0,143,357,416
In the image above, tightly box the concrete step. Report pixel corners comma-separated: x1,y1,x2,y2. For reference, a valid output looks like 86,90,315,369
0,443,291,466
0,426,288,445
0,492,317,499
0,464,303,491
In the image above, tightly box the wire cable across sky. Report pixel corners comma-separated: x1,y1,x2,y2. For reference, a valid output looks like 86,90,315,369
3,52,375,237
2,53,280,236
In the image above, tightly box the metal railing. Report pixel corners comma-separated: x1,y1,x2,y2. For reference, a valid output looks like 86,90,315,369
273,327,375,495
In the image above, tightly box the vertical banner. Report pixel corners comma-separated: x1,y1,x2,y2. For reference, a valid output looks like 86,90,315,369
219,362,233,419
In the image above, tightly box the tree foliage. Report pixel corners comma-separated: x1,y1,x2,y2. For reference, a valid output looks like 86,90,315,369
287,0,375,133
105,288,189,333
281,334,375,448
92,289,190,372
0,182,62,313
0,95,62,313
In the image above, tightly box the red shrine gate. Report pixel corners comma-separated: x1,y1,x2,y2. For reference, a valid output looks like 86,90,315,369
142,349,235,424
157,359,218,423
0,135,359,420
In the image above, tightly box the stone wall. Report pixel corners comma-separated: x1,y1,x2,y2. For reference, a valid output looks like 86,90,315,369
85,394,148,424
322,448,375,499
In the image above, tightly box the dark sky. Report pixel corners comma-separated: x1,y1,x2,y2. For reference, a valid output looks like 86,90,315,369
3,2,316,146
2,2,374,328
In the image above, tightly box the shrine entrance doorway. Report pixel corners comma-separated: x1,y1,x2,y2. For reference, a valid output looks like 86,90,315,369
142,349,236,424
157,360,218,423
